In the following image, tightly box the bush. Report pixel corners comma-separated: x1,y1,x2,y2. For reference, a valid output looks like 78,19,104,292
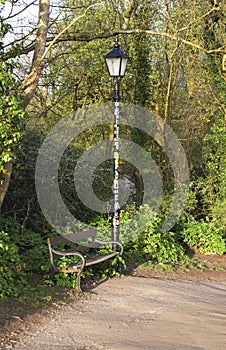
181,220,225,254
131,229,185,263
91,206,185,264
0,231,26,299
1,129,47,232
0,215,49,272
119,210,185,263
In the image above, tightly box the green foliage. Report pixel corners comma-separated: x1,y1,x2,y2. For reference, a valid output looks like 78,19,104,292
95,254,126,279
54,271,78,289
122,207,185,265
131,1,152,108
181,220,226,254
0,61,25,179
0,230,26,299
131,228,185,264
0,9,25,185
200,111,226,226
92,207,185,264
2,128,48,231
0,215,49,273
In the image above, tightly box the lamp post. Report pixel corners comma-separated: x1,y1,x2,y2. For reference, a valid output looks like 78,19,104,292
104,36,129,247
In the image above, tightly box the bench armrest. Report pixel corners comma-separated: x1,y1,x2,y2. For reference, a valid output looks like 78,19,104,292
51,248,85,268
51,248,84,259
94,239,123,255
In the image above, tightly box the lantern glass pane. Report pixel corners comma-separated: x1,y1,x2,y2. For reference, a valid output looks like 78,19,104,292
120,57,128,77
106,57,121,77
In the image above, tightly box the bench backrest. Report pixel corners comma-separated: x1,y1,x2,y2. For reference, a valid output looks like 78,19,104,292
48,229,97,246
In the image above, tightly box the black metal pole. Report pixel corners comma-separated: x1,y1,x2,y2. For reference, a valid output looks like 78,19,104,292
112,77,120,248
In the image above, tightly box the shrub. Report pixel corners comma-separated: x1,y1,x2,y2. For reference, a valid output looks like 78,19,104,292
118,208,185,263
91,206,185,264
1,129,47,232
0,231,26,299
0,215,49,272
131,229,185,263
181,220,225,254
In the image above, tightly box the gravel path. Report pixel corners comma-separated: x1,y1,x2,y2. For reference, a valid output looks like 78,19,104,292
12,276,226,350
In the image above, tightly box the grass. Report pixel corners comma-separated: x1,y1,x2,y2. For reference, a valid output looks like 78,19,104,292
136,256,226,274
0,273,84,327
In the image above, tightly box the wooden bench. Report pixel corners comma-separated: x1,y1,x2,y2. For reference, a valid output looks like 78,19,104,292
47,229,123,292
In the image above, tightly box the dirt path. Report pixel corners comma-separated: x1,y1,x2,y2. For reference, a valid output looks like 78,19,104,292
11,276,226,350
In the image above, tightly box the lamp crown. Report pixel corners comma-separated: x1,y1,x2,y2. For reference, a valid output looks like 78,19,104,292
114,35,119,49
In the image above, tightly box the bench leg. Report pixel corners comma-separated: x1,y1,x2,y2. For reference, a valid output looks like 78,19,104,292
50,265,56,280
76,269,83,292
118,261,125,275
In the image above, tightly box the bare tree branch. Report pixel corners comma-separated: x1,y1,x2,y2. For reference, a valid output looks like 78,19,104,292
53,29,226,54
178,5,221,33
3,27,225,64
42,2,102,61
3,0,37,20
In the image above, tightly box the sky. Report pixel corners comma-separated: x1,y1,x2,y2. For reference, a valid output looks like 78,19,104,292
2,0,61,46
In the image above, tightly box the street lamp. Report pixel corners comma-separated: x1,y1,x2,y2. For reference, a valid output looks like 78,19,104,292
104,36,129,247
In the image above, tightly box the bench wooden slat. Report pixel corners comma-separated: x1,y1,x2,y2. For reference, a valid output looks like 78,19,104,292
56,266,79,273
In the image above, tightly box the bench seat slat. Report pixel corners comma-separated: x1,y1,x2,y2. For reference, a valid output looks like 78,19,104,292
85,252,119,266
56,266,79,273
55,252,119,272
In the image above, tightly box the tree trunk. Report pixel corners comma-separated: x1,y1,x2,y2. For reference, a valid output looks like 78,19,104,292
0,161,12,211
21,0,50,108
0,0,50,210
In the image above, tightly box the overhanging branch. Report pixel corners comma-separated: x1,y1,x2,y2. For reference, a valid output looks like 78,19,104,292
49,29,226,54
3,27,225,62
